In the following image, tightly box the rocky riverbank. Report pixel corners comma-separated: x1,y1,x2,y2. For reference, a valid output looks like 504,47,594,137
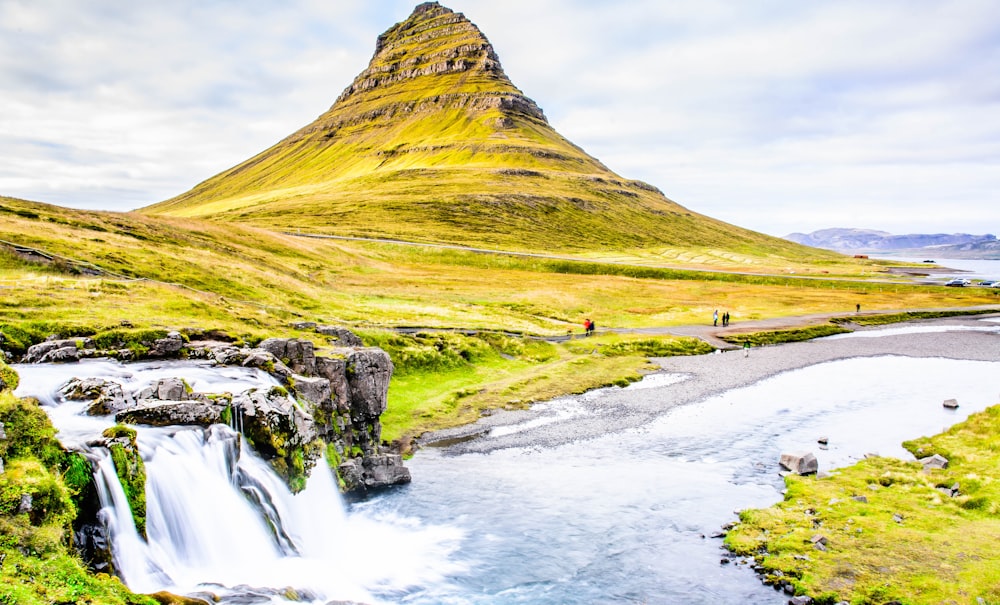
11,327,410,497
419,314,1000,454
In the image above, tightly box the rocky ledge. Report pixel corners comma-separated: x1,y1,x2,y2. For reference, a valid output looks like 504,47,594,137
29,331,410,497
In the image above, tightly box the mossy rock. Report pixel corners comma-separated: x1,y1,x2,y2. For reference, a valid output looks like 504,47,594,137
0,360,19,392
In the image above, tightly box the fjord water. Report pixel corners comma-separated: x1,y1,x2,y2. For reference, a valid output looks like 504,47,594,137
15,355,1000,604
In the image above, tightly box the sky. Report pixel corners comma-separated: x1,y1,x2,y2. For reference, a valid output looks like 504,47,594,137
2,0,999,238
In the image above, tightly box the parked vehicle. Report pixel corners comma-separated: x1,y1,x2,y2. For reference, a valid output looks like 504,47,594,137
945,278,971,287
977,280,997,287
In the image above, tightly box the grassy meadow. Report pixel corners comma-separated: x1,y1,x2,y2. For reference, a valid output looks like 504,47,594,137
3,195,999,445
725,405,1000,605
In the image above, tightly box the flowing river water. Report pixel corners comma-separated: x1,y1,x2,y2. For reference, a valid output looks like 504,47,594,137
12,321,1000,604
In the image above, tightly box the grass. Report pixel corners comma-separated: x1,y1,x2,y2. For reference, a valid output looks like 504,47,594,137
0,370,156,605
2,195,998,446
719,324,853,346
831,308,1000,326
363,330,707,449
725,405,1000,604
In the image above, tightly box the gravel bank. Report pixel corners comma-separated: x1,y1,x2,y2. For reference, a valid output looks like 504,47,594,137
419,315,1000,454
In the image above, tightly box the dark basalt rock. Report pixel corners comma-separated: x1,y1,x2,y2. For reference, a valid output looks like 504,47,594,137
117,400,225,427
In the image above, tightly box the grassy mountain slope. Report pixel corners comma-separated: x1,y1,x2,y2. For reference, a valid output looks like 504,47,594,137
4,195,996,338
142,2,835,263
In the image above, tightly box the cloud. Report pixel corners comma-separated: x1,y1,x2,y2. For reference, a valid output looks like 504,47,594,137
1,0,998,235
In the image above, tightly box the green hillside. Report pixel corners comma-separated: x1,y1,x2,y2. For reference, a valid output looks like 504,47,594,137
142,2,834,263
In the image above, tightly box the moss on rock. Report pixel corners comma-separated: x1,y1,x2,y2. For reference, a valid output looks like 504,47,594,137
103,425,147,538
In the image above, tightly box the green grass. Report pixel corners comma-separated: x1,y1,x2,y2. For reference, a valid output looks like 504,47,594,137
367,330,688,449
0,379,155,605
725,405,1000,604
719,324,853,346
831,308,1000,326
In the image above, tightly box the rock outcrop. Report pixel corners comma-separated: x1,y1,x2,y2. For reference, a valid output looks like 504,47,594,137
23,338,95,363
60,377,135,416
44,328,409,497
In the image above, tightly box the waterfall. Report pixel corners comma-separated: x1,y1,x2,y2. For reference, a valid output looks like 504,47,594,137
93,450,170,590
100,423,380,602
15,359,464,605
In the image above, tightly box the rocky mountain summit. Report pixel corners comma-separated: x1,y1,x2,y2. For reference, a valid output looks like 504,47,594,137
144,2,822,261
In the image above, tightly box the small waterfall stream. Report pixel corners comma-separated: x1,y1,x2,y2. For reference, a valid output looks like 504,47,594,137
15,360,463,604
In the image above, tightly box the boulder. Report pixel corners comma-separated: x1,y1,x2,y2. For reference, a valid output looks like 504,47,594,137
0,421,6,440
779,451,818,475
942,398,959,409
208,344,247,365
59,377,135,416
316,326,364,347
24,339,88,363
338,453,411,496
346,348,393,420
291,321,317,330
256,338,316,375
243,350,292,379
148,331,184,357
135,377,189,402
117,400,225,426
919,453,949,470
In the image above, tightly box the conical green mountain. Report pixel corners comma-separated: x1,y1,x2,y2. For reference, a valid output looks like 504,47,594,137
143,2,829,260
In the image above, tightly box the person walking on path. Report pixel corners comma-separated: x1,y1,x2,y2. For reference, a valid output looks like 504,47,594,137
743,340,750,358
584,318,592,336
856,303,861,313
713,310,719,327
722,312,729,327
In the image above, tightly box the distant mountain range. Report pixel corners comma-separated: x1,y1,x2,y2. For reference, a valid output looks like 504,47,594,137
784,228,1000,259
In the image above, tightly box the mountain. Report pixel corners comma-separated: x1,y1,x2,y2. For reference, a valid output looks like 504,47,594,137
785,228,1000,259
143,2,830,261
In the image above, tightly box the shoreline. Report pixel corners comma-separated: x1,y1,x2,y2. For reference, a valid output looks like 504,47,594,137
419,314,1000,454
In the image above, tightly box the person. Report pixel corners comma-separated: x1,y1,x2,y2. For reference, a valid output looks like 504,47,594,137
583,318,592,336
713,309,719,327
723,311,729,327
743,340,750,358
856,303,861,313
588,319,596,336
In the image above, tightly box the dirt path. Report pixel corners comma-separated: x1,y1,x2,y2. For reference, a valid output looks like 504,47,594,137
611,305,1000,349
421,312,1000,453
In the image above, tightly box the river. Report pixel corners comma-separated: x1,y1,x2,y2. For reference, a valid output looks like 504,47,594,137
877,256,1000,282
12,324,1000,604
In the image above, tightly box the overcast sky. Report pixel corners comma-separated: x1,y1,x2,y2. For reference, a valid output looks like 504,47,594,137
2,1,999,237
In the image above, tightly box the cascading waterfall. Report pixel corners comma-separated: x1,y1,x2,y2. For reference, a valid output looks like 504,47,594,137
93,449,171,589
15,360,465,605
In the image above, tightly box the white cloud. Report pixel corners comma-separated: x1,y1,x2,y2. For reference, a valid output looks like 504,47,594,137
1,0,998,236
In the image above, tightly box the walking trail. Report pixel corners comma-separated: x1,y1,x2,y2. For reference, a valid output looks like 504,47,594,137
420,309,1000,453
614,305,1000,349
